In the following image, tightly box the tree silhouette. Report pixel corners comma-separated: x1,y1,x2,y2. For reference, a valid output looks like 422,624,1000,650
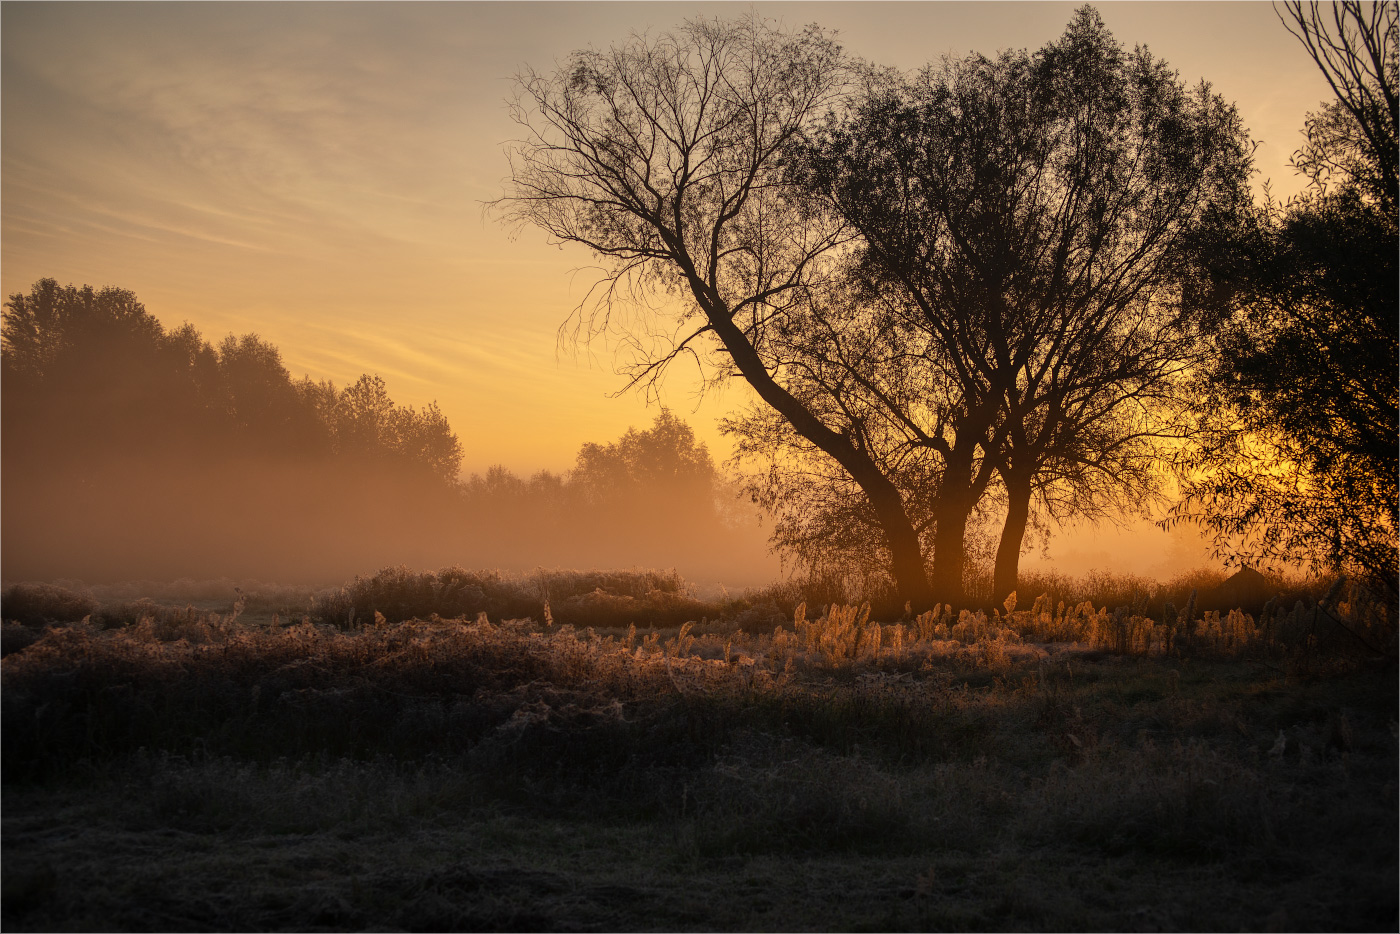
573,409,719,535
1,279,214,455
496,18,947,608
1175,1,1397,595
1,279,164,384
330,374,463,483
1281,0,1397,214
498,11,1255,607
217,333,330,457
763,7,1252,604
1,279,468,581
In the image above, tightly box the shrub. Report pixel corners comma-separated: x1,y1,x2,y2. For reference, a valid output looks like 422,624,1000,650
311,565,721,629
0,583,97,625
0,622,40,656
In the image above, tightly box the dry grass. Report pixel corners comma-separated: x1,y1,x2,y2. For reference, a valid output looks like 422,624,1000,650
3,570,1396,931
1000,579,1396,664
308,565,721,629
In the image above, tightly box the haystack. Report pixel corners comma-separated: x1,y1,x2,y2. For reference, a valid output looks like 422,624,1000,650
1202,565,1275,613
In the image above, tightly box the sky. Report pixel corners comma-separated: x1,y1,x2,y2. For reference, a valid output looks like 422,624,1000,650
1,2,1338,580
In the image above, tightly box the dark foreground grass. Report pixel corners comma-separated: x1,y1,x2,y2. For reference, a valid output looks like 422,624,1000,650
3,605,1396,932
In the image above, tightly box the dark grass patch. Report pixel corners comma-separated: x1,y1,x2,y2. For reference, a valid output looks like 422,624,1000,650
3,607,1395,931
5,760,1396,932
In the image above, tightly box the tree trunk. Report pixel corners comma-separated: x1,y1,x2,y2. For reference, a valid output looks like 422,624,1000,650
992,474,1033,609
698,294,935,610
929,494,969,607
927,444,977,607
881,502,935,610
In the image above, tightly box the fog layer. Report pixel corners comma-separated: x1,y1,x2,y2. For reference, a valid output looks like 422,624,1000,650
2,280,779,588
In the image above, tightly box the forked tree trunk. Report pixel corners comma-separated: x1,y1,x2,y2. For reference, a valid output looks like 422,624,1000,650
876,493,937,611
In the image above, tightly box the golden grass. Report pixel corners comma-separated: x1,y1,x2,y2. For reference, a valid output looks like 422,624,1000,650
2,583,1396,931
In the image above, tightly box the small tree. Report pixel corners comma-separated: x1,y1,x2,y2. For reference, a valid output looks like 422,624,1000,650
574,410,715,507
331,374,463,483
216,333,330,456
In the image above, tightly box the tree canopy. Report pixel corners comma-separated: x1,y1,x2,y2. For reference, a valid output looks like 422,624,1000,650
498,10,1257,607
729,7,1252,603
1175,0,1397,596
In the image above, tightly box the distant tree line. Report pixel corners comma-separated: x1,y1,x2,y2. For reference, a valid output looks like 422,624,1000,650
1,279,464,481
497,2,1397,606
455,409,767,579
1,283,767,584
1,279,467,582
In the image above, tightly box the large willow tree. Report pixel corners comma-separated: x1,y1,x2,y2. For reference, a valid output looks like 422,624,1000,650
499,11,1254,608
749,7,1253,604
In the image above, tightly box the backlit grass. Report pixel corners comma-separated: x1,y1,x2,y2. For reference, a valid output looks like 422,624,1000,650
3,575,1396,931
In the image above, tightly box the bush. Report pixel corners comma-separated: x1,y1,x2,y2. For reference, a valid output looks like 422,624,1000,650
1,583,97,626
0,622,40,656
311,565,720,628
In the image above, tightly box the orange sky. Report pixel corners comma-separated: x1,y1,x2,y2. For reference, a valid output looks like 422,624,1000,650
1,2,1336,579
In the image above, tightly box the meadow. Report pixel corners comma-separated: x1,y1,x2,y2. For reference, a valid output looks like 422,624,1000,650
2,568,1396,932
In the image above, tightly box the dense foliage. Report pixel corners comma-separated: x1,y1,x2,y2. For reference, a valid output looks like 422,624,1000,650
1176,1,1398,595
730,7,1252,604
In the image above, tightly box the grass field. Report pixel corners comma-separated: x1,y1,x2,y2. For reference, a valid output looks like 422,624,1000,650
2,573,1396,931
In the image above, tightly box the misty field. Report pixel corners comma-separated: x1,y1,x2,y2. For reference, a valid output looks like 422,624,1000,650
2,569,1396,932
